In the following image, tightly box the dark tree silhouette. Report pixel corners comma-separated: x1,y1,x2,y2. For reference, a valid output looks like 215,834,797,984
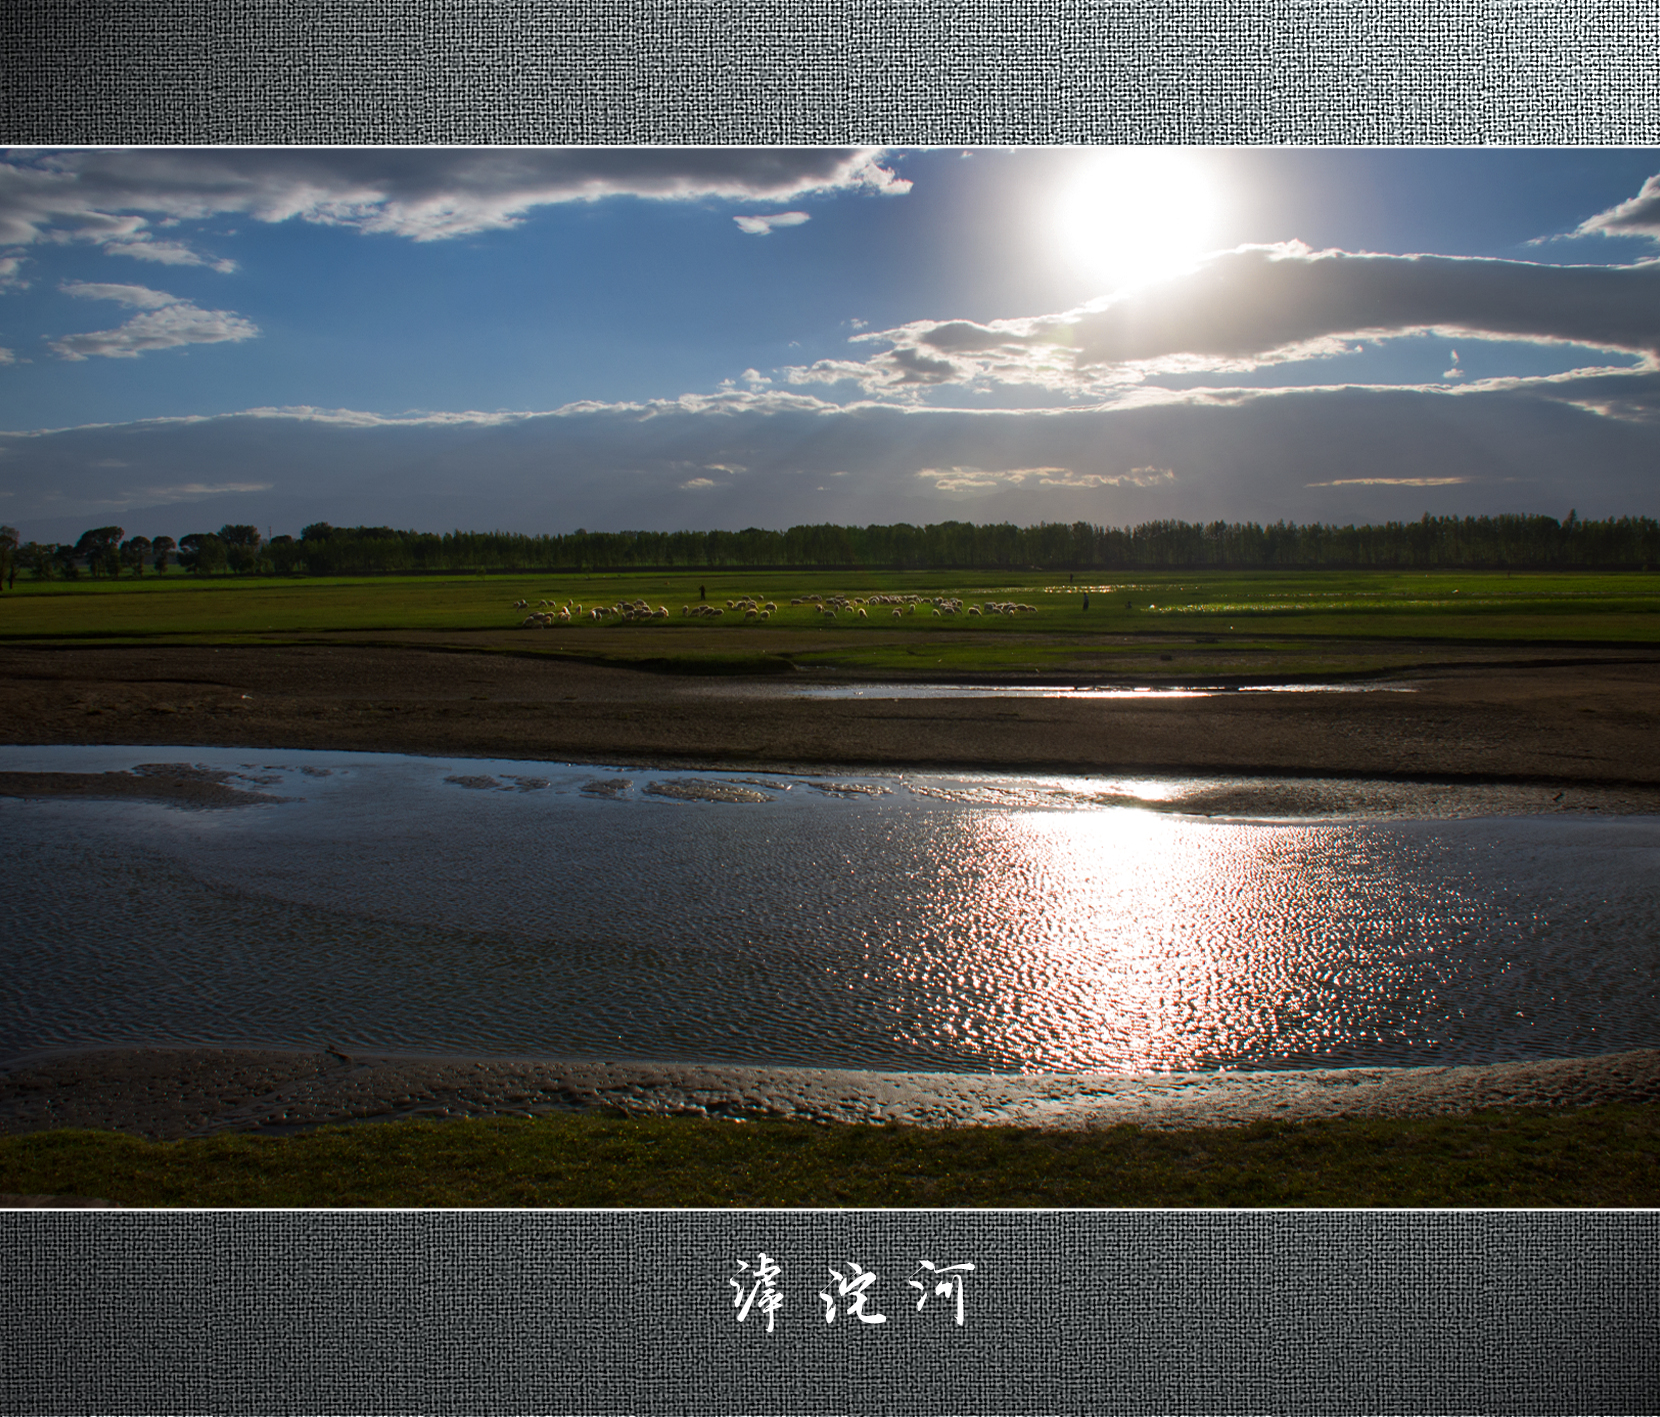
178,533,227,575
217,524,263,573
120,535,152,577
73,526,124,578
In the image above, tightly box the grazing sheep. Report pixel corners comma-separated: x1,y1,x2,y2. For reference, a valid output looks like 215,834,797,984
857,607,867,618
513,599,527,609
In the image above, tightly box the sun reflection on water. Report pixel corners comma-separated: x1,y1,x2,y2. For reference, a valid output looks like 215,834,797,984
3,746,1654,1072
882,810,1470,1073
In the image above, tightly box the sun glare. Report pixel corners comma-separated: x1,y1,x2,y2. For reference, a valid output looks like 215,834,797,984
1049,149,1224,298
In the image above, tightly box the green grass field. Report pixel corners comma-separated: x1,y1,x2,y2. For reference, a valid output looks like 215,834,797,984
3,1105,1655,1206
4,570,1660,675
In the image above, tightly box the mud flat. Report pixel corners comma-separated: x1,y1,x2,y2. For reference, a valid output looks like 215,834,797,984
2,1045,1657,1141
4,643,1660,789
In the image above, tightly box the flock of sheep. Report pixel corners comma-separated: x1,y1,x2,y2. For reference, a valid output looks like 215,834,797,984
512,591,1042,628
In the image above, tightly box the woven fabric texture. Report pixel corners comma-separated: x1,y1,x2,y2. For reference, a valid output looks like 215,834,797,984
3,0,1658,143
4,1209,1658,1413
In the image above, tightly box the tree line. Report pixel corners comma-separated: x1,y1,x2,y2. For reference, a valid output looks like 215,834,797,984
2,512,1659,587
0,524,268,586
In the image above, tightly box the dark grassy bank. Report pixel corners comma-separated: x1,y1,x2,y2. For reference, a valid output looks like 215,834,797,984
5,1105,1656,1207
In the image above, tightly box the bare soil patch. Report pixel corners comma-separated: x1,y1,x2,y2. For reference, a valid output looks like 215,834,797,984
3,1045,1657,1139
5,642,1660,794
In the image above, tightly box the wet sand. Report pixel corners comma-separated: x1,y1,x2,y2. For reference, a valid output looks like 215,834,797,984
4,641,1660,1140
3,1045,1657,1141
0,764,293,808
5,641,1660,793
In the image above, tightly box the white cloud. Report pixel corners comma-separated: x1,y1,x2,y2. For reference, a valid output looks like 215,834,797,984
787,244,1660,400
0,346,14,364
917,464,1174,492
6,366,1659,541
141,481,271,502
102,239,237,272
0,255,26,290
716,369,772,394
1062,245,1660,366
733,211,810,235
49,294,259,361
61,280,179,308
0,149,908,251
1576,173,1660,242
1306,477,1469,487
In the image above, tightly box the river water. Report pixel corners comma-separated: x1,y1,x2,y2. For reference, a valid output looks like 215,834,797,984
3,744,1656,1074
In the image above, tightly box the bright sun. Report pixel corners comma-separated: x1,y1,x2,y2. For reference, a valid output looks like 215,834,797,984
1049,149,1224,297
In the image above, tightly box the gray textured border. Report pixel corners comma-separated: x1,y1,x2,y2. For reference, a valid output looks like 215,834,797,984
3,1209,1658,1414
3,0,1659,144
2,6,1657,1417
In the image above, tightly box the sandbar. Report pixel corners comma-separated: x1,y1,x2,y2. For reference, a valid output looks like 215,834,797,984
2,1044,1657,1141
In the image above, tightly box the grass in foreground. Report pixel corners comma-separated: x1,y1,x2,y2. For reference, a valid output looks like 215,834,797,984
3,1105,1656,1206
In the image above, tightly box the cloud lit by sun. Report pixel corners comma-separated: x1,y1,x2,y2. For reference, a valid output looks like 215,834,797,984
1048,149,1226,297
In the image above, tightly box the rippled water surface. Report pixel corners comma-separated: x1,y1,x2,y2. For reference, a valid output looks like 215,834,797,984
4,745,1657,1073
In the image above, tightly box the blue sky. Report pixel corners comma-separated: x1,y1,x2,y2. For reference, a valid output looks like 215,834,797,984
2,146,1658,544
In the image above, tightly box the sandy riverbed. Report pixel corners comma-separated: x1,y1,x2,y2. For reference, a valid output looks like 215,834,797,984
4,641,1659,1139
4,641,1660,787
3,1044,1658,1141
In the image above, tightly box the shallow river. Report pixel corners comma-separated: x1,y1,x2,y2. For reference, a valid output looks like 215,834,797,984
3,745,1656,1074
